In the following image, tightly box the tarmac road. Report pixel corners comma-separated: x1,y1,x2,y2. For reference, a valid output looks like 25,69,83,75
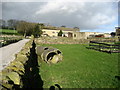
0,39,30,71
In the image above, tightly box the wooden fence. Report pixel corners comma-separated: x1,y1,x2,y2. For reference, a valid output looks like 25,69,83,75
88,41,120,53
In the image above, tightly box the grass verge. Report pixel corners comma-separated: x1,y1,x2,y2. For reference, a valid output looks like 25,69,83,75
38,44,119,88
0,29,18,35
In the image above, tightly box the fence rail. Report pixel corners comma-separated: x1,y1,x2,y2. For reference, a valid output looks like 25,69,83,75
88,41,120,53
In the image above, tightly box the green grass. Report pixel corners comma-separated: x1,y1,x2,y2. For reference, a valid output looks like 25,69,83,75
0,29,18,34
38,44,119,88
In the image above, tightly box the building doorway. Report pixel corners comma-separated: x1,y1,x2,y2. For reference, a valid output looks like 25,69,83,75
68,32,73,37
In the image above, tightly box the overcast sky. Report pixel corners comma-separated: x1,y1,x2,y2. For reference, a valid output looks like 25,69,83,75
1,0,119,33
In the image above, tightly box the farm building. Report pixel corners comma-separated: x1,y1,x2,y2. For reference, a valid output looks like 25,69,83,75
40,24,110,39
104,33,111,37
116,27,120,36
73,32,106,39
42,26,79,37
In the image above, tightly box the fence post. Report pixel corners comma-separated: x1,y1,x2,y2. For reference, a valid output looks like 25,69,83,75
89,41,90,49
99,43,101,51
110,45,112,54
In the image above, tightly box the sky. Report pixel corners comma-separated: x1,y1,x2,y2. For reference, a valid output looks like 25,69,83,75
1,0,119,33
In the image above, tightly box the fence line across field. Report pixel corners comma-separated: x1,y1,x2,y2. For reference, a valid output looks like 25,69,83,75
88,41,120,53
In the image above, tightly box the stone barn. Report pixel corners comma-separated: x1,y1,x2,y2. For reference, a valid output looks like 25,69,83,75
116,27,120,36
42,27,79,37
73,32,104,39
115,27,120,41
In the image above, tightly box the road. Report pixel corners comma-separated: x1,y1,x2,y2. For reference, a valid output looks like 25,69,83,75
0,39,30,71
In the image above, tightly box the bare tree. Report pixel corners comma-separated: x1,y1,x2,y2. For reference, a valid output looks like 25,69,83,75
73,27,79,29
7,19,19,30
17,21,42,38
61,25,66,28
0,19,6,29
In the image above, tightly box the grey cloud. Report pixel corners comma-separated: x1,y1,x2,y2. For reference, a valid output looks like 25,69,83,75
36,2,117,29
2,2,45,21
0,3,2,19
1,2,118,31
118,1,120,25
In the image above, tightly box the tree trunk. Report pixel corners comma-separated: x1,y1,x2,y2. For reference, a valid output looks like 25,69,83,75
24,30,26,38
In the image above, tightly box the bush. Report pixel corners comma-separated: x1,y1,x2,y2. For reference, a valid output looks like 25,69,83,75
33,24,43,38
58,30,63,36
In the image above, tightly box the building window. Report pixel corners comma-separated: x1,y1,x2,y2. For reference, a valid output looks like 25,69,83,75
74,34,76,37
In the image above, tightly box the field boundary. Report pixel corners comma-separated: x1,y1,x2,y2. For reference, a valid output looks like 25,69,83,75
0,36,43,89
87,41,120,53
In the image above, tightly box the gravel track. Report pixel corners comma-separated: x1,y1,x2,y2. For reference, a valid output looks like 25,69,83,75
0,39,30,71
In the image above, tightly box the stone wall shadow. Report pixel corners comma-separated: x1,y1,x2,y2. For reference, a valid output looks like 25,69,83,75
22,40,43,89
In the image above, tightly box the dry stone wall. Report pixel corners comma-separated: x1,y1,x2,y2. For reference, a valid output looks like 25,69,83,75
36,37,89,44
0,36,43,89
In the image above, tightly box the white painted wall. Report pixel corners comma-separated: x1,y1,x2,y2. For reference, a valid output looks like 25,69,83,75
42,29,73,37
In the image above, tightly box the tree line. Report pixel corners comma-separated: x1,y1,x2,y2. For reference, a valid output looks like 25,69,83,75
0,19,43,38
0,19,18,30
0,19,117,38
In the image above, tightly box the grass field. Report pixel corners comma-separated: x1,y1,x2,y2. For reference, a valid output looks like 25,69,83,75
37,44,119,88
0,29,18,34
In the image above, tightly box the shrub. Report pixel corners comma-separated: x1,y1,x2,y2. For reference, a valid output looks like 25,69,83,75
58,30,63,36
